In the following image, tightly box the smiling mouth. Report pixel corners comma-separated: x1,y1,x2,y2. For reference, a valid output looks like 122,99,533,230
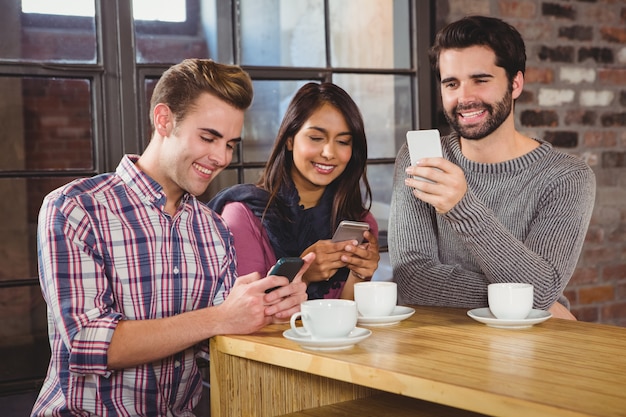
459,109,486,119
313,162,335,173
193,162,213,176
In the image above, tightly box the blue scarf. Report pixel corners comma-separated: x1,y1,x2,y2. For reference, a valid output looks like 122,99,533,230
208,180,349,299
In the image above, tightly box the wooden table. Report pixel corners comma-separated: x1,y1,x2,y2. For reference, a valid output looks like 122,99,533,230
209,306,626,417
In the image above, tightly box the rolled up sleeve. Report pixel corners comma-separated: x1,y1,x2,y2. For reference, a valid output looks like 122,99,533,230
39,194,123,377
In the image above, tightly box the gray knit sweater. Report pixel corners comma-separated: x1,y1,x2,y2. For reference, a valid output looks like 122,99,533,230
388,133,596,310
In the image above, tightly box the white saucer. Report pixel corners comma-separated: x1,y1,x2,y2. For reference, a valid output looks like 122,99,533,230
467,308,552,329
357,306,416,326
282,327,372,351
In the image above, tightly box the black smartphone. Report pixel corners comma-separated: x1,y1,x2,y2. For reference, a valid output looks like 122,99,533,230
331,220,369,243
265,257,304,293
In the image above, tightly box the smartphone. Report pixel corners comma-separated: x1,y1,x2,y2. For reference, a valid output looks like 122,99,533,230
331,220,370,243
265,257,304,293
406,129,443,182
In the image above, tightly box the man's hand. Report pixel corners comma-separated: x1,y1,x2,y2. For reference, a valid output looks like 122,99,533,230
548,301,577,320
263,252,314,321
405,157,467,214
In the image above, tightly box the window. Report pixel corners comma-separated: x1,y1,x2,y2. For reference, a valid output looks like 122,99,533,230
0,0,432,398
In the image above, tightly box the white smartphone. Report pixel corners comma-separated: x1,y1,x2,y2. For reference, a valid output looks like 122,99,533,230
331,220,369,243
406,129,443,182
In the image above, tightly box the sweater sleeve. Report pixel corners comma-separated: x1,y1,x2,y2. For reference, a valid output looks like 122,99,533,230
220,202,276,276
389,144,487,307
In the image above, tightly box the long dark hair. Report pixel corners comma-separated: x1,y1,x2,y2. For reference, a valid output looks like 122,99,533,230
257,82,372,232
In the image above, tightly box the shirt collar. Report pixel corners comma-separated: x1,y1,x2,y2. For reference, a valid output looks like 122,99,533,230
116,154,167,208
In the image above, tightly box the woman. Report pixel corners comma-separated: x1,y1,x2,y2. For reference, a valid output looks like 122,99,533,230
209,82,379,299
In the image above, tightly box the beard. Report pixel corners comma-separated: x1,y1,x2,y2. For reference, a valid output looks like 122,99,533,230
444,87,513,140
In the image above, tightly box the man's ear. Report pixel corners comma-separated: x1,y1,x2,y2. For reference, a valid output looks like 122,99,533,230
511,71,524,100
154,103,173,136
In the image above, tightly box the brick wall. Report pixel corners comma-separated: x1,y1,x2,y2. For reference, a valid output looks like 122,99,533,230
437,0,626,326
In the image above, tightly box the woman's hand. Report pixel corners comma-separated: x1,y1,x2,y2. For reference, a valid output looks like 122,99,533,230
299,229,379,292
300,240,353,283
337,231,380,299
340,230,380,281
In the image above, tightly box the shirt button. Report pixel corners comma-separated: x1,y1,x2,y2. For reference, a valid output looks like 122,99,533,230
175,361,180,368
173,266,179,274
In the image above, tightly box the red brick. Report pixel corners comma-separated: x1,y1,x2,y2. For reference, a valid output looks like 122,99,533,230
569,267,600,285
600,26,626,43
591,169,621,188
541,3,576,20
447,0,490,16
607,226,626,243
585,5,621,23
514,21,553,41
578,285,615,304
603,264,626,280
583,131,618,148
582,247,620,264
563,288,577,303
584,227,604,245
598,69,626,85
570,305,599,323
498,1,537,19
601,302,626,322
520,110,559,127
615,281,626,299
524,66,554,83
565,110,597,127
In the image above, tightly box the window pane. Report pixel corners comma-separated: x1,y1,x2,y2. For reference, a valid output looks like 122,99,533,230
0,286,49,384
134,0,211,63
0,176,78,284
334,74,412,159
0,77,94,172
21,0,94,16
143,78,159,148
5,0,97,63
244,168,264,184
240,0,325,67
133,0,186,22
329,0,410,69
243,80,312,162
366,163,394,244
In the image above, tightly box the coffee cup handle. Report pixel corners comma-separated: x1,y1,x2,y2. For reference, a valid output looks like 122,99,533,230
290,312,310,337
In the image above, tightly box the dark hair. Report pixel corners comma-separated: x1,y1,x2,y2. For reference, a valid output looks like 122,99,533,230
429,16,526,84
257,82,372,232
149,59,253,132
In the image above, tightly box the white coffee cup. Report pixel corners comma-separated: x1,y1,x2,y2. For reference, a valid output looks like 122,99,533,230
488,283,534,320
354,281,397,317
290,299,357,339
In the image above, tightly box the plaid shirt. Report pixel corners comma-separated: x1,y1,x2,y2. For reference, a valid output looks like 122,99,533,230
32,155,236,416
